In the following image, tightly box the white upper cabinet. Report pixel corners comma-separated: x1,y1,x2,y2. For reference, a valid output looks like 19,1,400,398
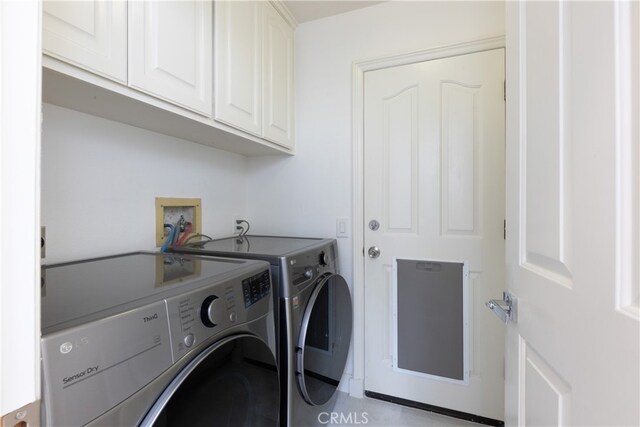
214,1,263,136
41,0,295,154
43,0,127,83
215,1,295,149
263,3,294,149
129,1,213,116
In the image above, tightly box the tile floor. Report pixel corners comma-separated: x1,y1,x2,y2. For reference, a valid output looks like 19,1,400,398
330,393,484,427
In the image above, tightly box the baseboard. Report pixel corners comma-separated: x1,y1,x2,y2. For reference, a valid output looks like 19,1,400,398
364,390,504,427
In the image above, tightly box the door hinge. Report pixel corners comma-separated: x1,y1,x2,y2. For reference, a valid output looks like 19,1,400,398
503,80,506,101
504,219,506,240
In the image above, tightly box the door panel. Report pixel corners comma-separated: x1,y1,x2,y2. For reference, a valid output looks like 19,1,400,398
43,0,127,83
521,340,571,426
263,3,294,149
441,82,480,236
364,49,505,420
523,1,572,282
383,86,419,233
505,1,640,425
214,1,262,136
129,0,212,116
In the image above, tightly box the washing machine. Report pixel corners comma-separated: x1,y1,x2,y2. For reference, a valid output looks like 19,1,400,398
40,252,279,426
172,236,353,427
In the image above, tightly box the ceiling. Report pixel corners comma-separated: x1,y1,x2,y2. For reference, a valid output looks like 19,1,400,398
283,1,386,23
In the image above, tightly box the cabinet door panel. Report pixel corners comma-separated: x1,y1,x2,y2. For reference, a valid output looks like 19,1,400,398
129,1,212,116
214,1,262,136
43,0,127,83
263,4,294,149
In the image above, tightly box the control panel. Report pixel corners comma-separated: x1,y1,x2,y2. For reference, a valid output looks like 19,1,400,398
289,246,335,287
242,270,270,308
165,267,272,361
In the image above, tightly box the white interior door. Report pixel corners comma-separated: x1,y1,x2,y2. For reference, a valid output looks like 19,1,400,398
363,49,505,421
504,2,639,425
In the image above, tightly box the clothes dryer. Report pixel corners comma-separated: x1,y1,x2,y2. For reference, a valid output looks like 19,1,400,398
41,252,279,426
173,236,353,427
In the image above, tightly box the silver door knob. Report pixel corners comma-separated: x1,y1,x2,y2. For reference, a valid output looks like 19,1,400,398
368,246,380,259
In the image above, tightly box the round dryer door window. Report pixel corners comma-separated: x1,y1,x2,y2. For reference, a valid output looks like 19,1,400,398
297,273,353,406
141,334,279,426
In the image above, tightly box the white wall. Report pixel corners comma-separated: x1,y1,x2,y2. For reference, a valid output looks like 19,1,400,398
247,1,505,390
41,104,249,263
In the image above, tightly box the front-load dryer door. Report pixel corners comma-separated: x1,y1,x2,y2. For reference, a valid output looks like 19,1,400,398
296,274,353,406
140,334,279,426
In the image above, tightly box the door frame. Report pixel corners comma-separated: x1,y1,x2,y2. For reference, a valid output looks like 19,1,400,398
349,35,505,398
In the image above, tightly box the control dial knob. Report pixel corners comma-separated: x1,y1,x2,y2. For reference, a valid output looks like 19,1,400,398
200,295,224,328
319,251,329,267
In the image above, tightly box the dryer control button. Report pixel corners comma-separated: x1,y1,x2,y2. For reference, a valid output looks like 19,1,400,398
304,267,314,279
184,333,195,348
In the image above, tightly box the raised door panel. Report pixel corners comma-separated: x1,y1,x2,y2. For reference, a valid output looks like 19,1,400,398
383,86,418,234
43,0,127,83
129,1,212,117
263,4,294,149
522,1,572,285
214,1,262,136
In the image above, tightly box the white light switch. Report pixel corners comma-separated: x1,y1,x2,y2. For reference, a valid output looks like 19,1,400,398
336,217,350,238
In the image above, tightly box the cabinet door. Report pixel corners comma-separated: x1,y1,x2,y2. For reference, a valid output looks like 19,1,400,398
43,1,127,83
129,1,212,116
214,1,262,136
263,4,294,149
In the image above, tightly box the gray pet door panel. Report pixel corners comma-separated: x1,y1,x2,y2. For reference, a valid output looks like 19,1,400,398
395,258,467,382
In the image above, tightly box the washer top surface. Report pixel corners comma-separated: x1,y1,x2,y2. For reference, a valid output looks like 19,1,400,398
179,235,330,259
41,252,254,332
